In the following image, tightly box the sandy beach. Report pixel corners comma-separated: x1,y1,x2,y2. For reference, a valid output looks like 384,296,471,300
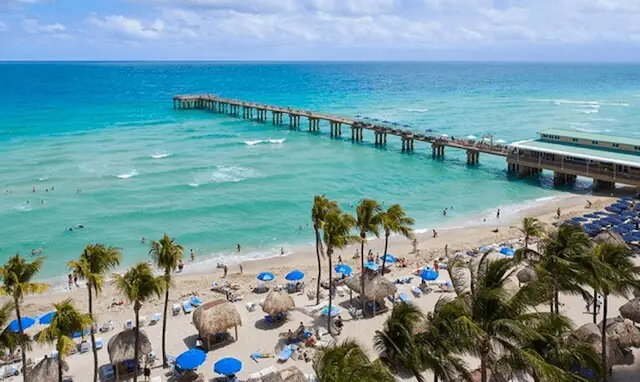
6,192,640,381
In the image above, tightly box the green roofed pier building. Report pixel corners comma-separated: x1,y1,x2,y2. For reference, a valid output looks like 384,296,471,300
508,129,640,189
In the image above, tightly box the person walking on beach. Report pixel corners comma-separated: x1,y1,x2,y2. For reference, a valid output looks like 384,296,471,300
223,265,228,277
236,244,241,252
412,238,418,254
190,249,195,261
337,255,342,264
280,247,285,255
496,209,501,219
444,244,448,256
239,264,243,274
67,274,73,291
556,208,561,219
432,229,438,238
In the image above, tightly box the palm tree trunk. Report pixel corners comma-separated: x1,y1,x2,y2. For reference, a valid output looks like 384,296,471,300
360,233,365,296
434,376,438,382
162,274,170,368
601,294,609,382
57,341,63,382
327,251,333,332
134,306,140,382
553,276,560,313
592,289,598,324
381,233,389,275
14,298,27,382
88,285,98,382
315,227,323,305
524,234,529,250
480,353,487,382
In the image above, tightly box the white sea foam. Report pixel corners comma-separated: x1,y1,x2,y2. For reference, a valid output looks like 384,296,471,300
38,175,49,181
151,153,172,159
574,108,599,114
188,182,200,187
590,117,616,122
14,204,33,212
571,126,612,134
532,98,629,107
244,138,286,146
402,108,429,113
117,170,138,179
211,165,256,183
569,122,591,127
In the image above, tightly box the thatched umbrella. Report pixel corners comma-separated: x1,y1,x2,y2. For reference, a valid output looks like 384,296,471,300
599,316,640,348
279,366,307,382
516,266,537,285
344,273,397,301
262,290,295,316
593,231,627,246
193,299,241,348
27,356,68,382
620,298,640,323
569,323,624,367
108,329,152,380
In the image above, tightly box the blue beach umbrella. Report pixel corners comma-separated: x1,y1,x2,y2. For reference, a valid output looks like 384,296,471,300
285,270,304,282
214,357,242,375
320,305,341,317
257,272,275,282
9,317,35,332
176,349,207,370
335,264,352,275
583,213,599,219
380,254,396,264
364,261,379,271
606,206,622,213
39,312,56,325
499,247,516,257
420,269,439,281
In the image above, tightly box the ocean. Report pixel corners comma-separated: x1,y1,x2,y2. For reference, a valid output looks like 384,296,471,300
1,62,639,282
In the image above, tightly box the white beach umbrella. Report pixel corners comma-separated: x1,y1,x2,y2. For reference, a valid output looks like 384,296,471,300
466,135,477,140
496,139,506,144
440,133,449,137
482,137,491,142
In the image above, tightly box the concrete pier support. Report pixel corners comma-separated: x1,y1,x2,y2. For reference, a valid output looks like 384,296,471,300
553,171,576,185
309,118,320,132
272,112,283,124
594,179,616,190
329,121,341,136
289,114,300,129
351,125,364,142
401,137,414,152
375,131,386,146
466,150,480,165
432,144,445,158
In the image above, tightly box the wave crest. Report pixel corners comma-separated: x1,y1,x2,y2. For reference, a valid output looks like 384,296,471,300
244,138,286,146
117,170,138,179
151,153,172,159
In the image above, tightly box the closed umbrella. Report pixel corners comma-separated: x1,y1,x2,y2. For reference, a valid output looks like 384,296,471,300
39,312,56,325
380,254,396,263
285,270,304,282
335,264,352,275
214,357,242,375
499,247,516,256
9,317,35,332
257,272,275,282
176,349,206,370
420,269,439,281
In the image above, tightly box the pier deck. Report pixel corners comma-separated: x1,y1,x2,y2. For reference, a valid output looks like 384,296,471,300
173,94,640,189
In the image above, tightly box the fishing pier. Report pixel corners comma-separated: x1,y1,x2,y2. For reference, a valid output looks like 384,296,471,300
173,94,640,189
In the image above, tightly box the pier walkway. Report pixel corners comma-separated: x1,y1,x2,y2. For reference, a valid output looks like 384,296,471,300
173,94,506,165
173,94,640,189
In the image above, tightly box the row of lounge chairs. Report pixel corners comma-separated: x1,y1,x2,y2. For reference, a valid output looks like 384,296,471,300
123,313,162,329
173,296,203,315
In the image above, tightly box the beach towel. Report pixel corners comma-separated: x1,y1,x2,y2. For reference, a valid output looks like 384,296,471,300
182,300,193,314
278,345,294,362
190,296,203,306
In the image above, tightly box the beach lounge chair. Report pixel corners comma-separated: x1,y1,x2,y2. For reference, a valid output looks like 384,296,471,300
124,319,133,330
182,300,193,314
399,293,410,303
80,341,90,353
51,350,59,359
101,364,115,380
150,377,161,382
138,316,146,327
246,302,257,312
190,295,203,307
95,337,104,350
172,303,181,316
99,320,114,332
411,286,422,297
150,313,161,325
348,306,363,320
278,345,295,362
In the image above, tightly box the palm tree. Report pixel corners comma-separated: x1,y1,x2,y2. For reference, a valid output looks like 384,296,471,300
516,223,593,313
68,244,121,382
591,242,640,381
149,233,183,368
511,217,545,249
0,254,49,381
38,299,93,382
0,302,30,358
380,204,414,272
512,313,602,381
355,199,382,295
313,339,395,382
323,208,358,331
113,263,166,382
312,195,338,305
443,253,560,382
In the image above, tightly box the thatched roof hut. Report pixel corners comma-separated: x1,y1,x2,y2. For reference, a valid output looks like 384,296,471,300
262,290,295,316
27,356,68,382
107,329,152,365
344,273,397,301
593,231,627,247
247,366,306,382
620,298,640,323
599,316,640,348
193,299,241,348
516,267,537,285
569,323,624,367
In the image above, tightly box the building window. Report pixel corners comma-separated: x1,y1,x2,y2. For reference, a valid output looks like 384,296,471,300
573,138,579,142
613,143,619,148
592,141,599,145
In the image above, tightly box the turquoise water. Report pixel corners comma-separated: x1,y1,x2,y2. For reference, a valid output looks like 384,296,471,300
1,62,639,281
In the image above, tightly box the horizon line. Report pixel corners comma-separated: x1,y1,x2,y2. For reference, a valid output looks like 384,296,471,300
1,59,640,64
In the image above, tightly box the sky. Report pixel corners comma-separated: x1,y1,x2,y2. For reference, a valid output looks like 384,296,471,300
1,0,640,61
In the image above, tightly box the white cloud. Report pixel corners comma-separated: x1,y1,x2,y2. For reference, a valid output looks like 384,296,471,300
87,15,165,39
21,18,66,34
